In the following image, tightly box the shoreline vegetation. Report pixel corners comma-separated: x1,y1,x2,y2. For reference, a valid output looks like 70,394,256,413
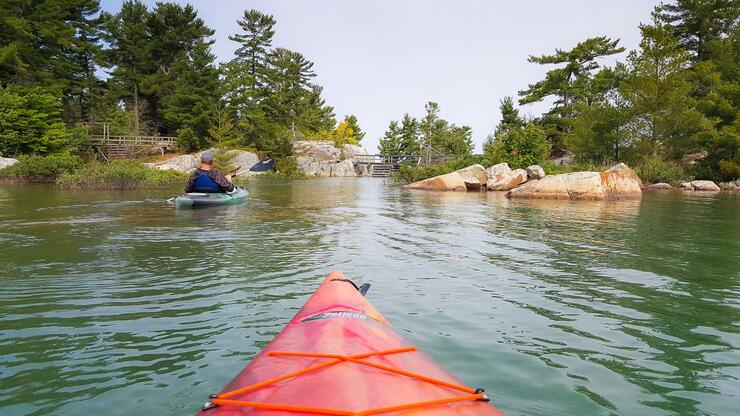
0,1,738,190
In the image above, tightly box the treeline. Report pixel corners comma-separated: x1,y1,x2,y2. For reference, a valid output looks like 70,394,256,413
489,1,740,182
0,0,363,158
384,1,739,183
378,102,474,156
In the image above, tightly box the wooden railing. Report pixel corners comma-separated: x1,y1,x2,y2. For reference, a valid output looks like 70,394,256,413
352,154,453,167
89,135,177,146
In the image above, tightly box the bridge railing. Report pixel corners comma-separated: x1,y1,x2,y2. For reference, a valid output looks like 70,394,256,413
89,135,178,146
352,154,454,166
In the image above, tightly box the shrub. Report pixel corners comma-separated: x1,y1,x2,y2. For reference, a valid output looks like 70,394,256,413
394,155,491,183
274,156,302,177
634,157,689,185
0,86,71,155
718,160,740,180
211,148,237,174
57,161,186,189
484,123,551,169
0,154,82,181
176,127,201,153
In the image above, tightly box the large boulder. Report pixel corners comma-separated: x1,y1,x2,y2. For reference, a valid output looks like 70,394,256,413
719,181,738,191
331,159,356,177
355,163,371,176
341,144,368,159
526,165,546,180
455,164,488,190
487,168,528,191
0,157,19,170
228,150,260,175
606,162,644,189
681,180,720,191
293,140,341,161
296,156,332,176
553,152,574,166
647,182,674,190
404,172,467,192
145,154,198,172
487,163,512,182
506,164,642,200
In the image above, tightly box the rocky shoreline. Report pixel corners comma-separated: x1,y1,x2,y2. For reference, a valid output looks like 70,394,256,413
2,151,738,193
144,140,371,177
404,162,735,200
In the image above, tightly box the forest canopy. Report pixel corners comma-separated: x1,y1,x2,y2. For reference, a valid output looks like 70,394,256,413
0,0,359,157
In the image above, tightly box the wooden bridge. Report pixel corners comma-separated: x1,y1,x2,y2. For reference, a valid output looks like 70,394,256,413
353,154,453,177
84,123,177,160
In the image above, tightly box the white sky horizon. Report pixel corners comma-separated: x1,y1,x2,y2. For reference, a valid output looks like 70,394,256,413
101,0,662,153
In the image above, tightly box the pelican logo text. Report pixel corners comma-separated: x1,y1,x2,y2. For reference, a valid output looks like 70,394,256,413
302,311,368,322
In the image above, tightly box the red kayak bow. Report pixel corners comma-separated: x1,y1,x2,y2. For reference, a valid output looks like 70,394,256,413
197,271,504,416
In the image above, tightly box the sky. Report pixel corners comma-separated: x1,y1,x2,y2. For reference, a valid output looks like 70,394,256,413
101,0,663,153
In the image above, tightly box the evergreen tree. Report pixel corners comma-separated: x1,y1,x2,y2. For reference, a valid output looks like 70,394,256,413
379,115,421,156
494,96,524,136
399,113,421,155
418,102,473,155
519,37,625,111
378,120,402,156
263,48,334,136
104,1,215,135
208,102,241,147
343,115,365,142
223,9,276,120
621,24,712,159
519,37,625,150
567,100,632,163
654,0,740,62
161,40,221,138
0,0,103,121
0,86,71,155
484,123,551,168
102,0,152,134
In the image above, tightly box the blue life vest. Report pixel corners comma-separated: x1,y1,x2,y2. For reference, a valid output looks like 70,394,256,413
192,171,221,192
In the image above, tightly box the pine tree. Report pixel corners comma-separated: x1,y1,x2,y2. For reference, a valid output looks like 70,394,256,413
208,102,241,147
654,0,740,62
378,115,422,156
0,0,103,122
399,114,421,155
343,115,365,142
494,96,524,136
418,102,473,155
224,10,276,115
162,40,221,138
621,24,712,159
103,0,152,135
378,120,402,156
519,37,625,150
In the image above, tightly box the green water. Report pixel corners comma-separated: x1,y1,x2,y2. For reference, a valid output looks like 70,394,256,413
0,179,738,416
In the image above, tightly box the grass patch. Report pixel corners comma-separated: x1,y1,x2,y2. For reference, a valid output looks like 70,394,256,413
0,154,82,181
57,160,186,190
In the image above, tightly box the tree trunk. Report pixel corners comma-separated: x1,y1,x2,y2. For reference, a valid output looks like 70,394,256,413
133,83,140,136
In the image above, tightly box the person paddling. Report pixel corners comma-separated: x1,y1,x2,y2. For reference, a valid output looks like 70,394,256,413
184,151,235,193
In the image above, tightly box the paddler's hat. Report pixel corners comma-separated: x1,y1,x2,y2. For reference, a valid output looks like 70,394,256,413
200,151,214,163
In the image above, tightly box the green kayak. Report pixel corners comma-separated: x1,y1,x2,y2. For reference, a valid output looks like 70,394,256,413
171,186,249,209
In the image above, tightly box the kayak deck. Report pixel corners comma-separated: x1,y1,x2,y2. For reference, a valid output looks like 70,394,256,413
197,271,504,416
